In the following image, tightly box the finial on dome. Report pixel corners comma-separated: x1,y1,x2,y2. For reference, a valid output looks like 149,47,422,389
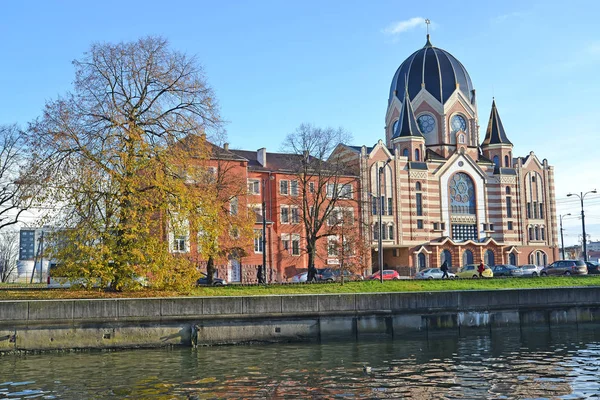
424,19,432,47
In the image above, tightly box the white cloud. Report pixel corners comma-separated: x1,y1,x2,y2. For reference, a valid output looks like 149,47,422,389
491,11,527,24
383,17,426,36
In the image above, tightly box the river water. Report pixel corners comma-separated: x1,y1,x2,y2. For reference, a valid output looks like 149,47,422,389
2,326,600,399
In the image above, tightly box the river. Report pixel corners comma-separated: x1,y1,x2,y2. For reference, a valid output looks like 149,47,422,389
1,326,600,399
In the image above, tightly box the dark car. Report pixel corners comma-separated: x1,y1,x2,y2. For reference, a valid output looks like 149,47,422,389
318,268,363,282
196,272,227,286
586,261,600,274
492,264,519,277
541,260,587,276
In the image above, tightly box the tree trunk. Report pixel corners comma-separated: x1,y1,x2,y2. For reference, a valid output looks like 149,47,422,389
207,256,215,285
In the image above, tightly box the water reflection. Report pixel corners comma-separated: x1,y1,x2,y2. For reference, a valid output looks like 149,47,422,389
1,326,600,398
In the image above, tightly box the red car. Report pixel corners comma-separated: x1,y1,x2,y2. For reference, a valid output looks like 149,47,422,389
368,270,400,280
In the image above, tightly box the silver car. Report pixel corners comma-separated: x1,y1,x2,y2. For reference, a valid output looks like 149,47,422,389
517,264,543,277
415,268,455,280
291,272,308,283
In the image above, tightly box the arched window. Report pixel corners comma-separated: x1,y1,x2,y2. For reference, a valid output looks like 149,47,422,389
449,172,477,241
463,250,474,266
373,223,379,240
418,253,426,270
441,250,452,268
541,227,545,241
534,226,539,240
416,182,422,191
528,227,533,241
505,186,511,195
484,249,495,266
402,148,409,157
388,224,394,240
415,148,420,161
504,155,510,167
392,120,399,135
458,134,465,144
493,155,500,167
509,253,517,265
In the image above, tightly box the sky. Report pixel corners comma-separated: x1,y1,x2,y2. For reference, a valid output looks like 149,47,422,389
0,0,598,247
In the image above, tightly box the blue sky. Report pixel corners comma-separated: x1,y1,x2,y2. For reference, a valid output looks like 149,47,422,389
1,0,598,247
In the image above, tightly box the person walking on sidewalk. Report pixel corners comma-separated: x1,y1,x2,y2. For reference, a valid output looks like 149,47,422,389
441,260,449,279
477,261,485,278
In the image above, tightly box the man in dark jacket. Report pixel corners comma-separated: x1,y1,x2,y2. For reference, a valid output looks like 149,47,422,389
441,261,449,279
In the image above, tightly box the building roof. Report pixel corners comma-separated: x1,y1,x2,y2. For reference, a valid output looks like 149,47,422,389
229,149,301,172
425,148,446,161
229,149,358,176
393,86,424,139
389,35,475,105
482,99,512,146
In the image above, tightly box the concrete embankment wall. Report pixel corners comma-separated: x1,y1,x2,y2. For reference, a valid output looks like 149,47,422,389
2,287,600,351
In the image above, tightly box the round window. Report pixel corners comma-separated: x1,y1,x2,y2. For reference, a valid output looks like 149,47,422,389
451,115,467,134
417,114,435,134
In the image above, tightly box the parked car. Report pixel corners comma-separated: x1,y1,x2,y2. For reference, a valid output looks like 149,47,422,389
492,264,519,277
368,270,400,280
196,272,227,286
291,271,308,283
541,260,587,276
517,264,543,277
318,268,363,282
456,264,493,279
415,268,455,280
586,261,600,274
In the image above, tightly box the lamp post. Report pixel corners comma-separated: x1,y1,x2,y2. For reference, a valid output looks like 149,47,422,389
377,159,392,283
567,189,597,262
559,213,571,260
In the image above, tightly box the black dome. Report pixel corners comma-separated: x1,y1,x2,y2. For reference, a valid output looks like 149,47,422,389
389,37,474,105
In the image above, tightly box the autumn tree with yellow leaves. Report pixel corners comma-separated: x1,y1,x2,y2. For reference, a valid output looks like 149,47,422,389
26,36,245,290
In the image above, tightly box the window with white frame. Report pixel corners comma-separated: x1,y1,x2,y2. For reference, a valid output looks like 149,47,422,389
281,206,289,223
169,215,189,253
281,234,290,252
291,234,300,256
247,179,260,195
230,196,238,215
291,207,300,224
253,229,263,253
173,236,187,252
290,180,299,196
388,224,394,240
309,182,315,193
328,236,338,257
339,184,352,199
326,183,335,198
280,180,289,195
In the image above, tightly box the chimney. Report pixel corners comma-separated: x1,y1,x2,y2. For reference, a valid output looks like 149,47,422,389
257,148,267,167
223,142,229,151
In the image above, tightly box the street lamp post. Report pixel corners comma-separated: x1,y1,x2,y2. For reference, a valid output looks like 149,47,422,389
377,159,392,283
567,189,597,262
559,213,571,260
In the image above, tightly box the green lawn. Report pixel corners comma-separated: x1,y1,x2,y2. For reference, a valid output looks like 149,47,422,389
1,276,600,300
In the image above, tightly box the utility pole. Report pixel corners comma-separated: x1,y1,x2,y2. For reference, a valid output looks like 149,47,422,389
559,213,571,260
567,190,597,262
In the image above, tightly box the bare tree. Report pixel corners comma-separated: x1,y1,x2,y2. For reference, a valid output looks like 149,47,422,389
0,125,33,231
0,230,19,283
280,124,360,280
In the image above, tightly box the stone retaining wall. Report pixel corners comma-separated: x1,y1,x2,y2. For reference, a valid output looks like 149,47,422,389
1,287,600,351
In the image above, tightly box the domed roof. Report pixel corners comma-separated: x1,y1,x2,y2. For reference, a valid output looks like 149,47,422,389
389,36,474,105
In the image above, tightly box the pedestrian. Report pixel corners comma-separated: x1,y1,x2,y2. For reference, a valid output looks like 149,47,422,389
307,265,318,282
257,265,265,284
440,260,449,279
477,260,485,278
